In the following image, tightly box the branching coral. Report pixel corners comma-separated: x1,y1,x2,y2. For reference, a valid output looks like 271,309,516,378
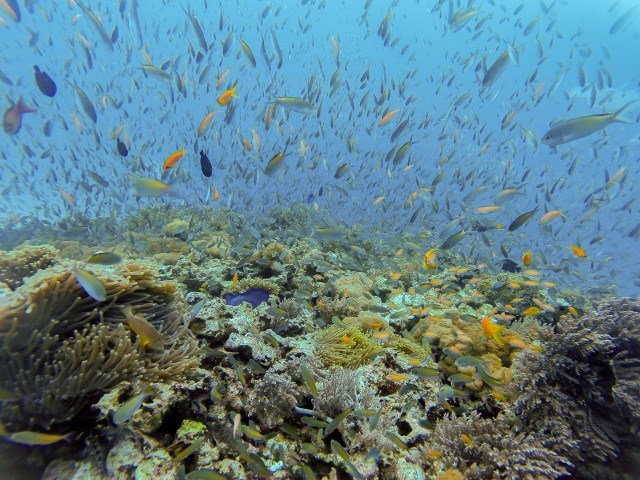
511,298,640,477
426,412,572,479
0,260,201,430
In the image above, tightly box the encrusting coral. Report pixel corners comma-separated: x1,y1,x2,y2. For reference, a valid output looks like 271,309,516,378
0,259,201,431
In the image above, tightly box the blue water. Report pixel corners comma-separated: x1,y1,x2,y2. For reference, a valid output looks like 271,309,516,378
0,0,639,295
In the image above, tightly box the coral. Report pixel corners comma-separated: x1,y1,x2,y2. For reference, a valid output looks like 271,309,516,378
245,371,301,429
475,272,542,305
250,241,292,268
0,244,59,289
426,412,571,479
0,260,201,430
333,272,376,311
315,296,361,320
314,367,378,418
164,219,189,239
511,298,640,477
225,278,279,296
315,325,383,369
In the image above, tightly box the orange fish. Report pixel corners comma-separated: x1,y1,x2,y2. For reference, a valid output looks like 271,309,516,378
341,335,355,346
163,148,186,171
218,85,239,106
480,317,504,346
378,108,399,127
521,251,531,267
570,245,587,258
539,210,564,224
3,98,35,135
213,186,219,201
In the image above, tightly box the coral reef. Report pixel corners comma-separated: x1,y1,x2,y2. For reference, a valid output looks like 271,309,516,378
426,412,572,479
1,207,637,480
511,298,640,478
0,244,59,289
0,258,201,431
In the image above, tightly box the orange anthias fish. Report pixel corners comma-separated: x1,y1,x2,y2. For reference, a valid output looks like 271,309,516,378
522,250,531,267
570,245,587,258
163,148,186,171
218,85,239,106
3,98,35,135
480,317,505,346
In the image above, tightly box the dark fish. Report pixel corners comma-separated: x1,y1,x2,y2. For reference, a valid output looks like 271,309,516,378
200,150,212,177
33,66,56,97
501,259,521,273
3,98,35,135
117,138,128,157
507,207,538,232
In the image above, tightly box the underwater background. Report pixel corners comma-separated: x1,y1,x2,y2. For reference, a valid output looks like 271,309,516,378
0,0,639,479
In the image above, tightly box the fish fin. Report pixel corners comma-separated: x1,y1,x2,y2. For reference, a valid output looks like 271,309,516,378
16,98,35,114
613,100,640,123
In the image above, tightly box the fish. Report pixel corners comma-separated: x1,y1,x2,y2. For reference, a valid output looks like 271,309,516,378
422,248,438,269
130,177,174,198
33,66,56,97
539,210,564,224
163,148,186,171
218,85,239,106
117,138,128,157
183,6,208,51
300,364,318,398
542,101,638,146
74,0,114,51
378,109,399,127
74,266,107,301
87,252,121,265
8,431,72,446
274,96,316,115
240,39,256,67
0,0,20,22
197,111,216,136
184,470,227,480
73,85,97,123
113,387,151,425
264,151,287,175
480,317,504,346
508,208,538,232
522,251,531,267
174,437,205,461
200,150,212,177
482,51,509,87
440,230,467,250
122,306,163,350
3,98,35,135
570,245,587,258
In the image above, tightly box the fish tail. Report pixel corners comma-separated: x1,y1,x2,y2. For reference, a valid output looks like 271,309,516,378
613,100,639,123
16,98,35,114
